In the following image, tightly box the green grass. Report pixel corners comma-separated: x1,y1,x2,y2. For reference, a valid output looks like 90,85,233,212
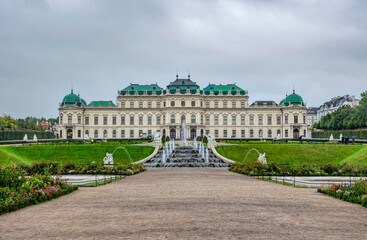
0,144,155,167
216,144,367,166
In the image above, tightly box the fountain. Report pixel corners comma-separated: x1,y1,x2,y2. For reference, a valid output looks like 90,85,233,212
194,138,198,151
243,148,267,165
103,146,132,166
181,119,187,146
143,144,230,168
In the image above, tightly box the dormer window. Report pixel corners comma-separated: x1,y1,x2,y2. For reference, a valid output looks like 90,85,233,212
182,81,185,84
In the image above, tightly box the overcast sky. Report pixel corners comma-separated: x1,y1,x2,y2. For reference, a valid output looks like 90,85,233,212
0,0,366,119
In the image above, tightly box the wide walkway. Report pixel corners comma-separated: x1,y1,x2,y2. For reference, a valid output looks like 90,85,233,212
1,169,367,239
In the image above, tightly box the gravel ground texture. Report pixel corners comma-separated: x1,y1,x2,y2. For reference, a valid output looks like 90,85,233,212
1,168,367,239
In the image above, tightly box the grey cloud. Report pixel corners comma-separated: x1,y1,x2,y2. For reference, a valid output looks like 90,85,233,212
0,0,366,118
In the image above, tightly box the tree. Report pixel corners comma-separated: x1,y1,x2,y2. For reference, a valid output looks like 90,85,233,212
0,115,17,130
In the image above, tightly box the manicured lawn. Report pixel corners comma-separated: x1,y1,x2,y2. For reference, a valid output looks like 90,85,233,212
0,144,155,167
216,144,367,166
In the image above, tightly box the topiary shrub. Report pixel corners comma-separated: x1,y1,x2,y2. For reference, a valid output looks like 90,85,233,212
203,136,208,144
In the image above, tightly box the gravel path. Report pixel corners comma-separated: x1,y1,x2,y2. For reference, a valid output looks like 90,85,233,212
1,168,367,239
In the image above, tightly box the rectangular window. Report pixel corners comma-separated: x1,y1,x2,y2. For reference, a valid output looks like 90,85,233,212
241,130,245,138
94,116,98,125
157,102,161,108
223,102,227,108
60,115,63,124
232,102,236,108
148,102,152,108
232,130,236,138
121,102,125,108
214,101,218,108
130,130,134,138
232,116,236,125
303,116,306,124
285,116,288,124
130,116,134,125
148,130,152,135
112,116,116,125
250,130,254,138
60,130,62,138
157,116,161,125
139,130,143,137
68,115,72,124
206,102,209,108
130,101,134,108
205,116,210,125
78,130,81,138
121,130,125,138
223,130,227,138
249,116,254,125
148,116,152,125
139,102,143,109
103,116,107,125
241,116,245,125
215,130,219,138
139,116,143,125
277,116,281,125
85,116,89,125
241,101,245,108
294,116,298,124
223,116,227,125
206,130,210,135
121,116,125,125
78,116,81,124
267,116,272,125
258,116,263,125
215,116,219,125
285,130,289,137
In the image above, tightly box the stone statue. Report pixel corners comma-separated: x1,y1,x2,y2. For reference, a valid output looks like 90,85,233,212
329,134,334,141
153,132,162,142
206,133,215,142
103,152,114,165
258,153,267,165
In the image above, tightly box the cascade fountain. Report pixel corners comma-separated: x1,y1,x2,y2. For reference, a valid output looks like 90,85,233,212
181,119,187,145
205,148,209,163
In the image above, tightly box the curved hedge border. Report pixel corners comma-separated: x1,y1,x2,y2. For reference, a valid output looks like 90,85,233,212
0,185,78,215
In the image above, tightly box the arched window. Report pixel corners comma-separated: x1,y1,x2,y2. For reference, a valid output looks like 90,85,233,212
112,130,116,138
85,130,89,137
171,114,175,123
191,114,196,124
171,101,175,107
191,101,195,107
94,130,98,138
103,130,107,138
268,130,272,138
181,101,185,107
259,129,263,138
277,129,281,136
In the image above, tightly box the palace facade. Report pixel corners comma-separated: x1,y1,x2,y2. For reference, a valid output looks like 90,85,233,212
58,76,307,140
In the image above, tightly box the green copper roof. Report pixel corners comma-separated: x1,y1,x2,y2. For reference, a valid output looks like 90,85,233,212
167,78,200,90
280,90,304,106
88,101,116,107
203,84,244,92
61,90,86,107
121,84,163,92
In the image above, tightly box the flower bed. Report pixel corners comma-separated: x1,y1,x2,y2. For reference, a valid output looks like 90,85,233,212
0,166,78,215
229,162,367,177
21,162,146,176
317,180,367,208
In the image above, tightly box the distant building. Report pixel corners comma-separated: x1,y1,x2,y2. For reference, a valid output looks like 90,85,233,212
307,107,319,127
317,95,360,122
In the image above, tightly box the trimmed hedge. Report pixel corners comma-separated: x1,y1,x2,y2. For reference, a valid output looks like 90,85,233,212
0,185,78,215
0,130,55,141
312,130,367,139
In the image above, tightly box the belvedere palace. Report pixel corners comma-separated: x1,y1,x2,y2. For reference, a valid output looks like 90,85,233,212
58,76,307,140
